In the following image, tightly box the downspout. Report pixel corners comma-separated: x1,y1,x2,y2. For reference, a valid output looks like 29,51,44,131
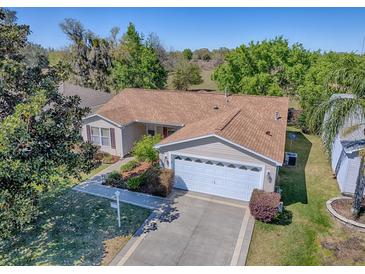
120,126,124,158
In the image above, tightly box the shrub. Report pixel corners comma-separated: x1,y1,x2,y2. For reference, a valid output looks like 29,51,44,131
120,159,140,172
249,189,281,223
132,134,162,163
95,151,120,164
140,167,174,197
105,171,123,187
126,174,145,191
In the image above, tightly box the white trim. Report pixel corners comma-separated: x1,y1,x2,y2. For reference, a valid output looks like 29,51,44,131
83,114,121,128
170,151,265,190
155,134,282,166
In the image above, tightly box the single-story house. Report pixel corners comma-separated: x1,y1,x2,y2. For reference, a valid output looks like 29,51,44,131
330,94,365,196
82,88,289,201
59,82,114,114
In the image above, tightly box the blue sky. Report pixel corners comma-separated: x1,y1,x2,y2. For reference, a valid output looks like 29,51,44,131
11,8,365,52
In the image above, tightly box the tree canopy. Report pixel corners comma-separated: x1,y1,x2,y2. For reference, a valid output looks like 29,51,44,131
110,23,167,91
171,61,203,90
182,49,193,61
60,18,112,92
212,37,312,96
0,8,98,239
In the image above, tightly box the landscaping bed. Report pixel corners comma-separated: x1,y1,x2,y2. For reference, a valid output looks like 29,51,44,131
95,151,120,164
102,134,174,198
103,160,174,197
332,198,365,224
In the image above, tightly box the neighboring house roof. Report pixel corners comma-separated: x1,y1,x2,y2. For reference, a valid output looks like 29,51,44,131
95,88,289,164
59,82,114,114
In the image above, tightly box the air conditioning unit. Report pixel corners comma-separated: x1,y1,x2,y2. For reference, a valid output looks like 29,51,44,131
284,152,297,167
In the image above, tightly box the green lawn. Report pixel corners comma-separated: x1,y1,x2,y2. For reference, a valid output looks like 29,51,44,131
246,127,365,265
0,188,150,266
81,163,111,181
190,69,218,91
167,69,218,91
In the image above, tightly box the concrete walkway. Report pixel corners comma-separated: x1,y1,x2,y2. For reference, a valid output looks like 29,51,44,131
73,158,170,210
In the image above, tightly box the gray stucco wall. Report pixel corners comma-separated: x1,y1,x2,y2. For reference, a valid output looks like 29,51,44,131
121,122,146,156
157,136,279,192
82,116,122,156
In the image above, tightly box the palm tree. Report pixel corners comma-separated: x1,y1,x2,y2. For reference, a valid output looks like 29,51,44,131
309,63,365,217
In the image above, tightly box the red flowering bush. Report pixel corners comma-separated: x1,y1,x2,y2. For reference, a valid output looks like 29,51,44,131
249,189,281,223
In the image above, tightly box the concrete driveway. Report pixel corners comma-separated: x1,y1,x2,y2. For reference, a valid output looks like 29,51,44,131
111,190,254,266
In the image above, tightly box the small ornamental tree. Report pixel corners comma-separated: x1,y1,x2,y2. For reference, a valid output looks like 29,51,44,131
182,48,193,61
171,61,203,91
132,134,162,163
249,189,281,223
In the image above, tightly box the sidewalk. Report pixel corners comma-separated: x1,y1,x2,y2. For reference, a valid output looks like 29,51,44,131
73,157,170,210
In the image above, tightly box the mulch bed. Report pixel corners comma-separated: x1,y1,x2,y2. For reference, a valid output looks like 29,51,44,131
332,198,365,224
121,162,151,180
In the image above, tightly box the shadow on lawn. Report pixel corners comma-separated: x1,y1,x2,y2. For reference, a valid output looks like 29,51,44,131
0,189,150,266
278,130,312,206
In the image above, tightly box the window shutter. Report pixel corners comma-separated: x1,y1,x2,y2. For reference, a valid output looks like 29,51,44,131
86,125,91,142
110,128,116,149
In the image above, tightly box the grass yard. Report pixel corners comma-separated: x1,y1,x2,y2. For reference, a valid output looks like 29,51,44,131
0,188,151,265
246,127,365,265
81,163,111,181
190,69,218,91
167,69,218,91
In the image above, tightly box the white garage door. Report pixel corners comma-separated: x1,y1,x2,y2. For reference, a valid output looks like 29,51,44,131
173,155,264,201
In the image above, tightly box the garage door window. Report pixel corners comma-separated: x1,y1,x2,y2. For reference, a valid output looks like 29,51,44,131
216,162,224,166
227,164,236,168
251,167,261,172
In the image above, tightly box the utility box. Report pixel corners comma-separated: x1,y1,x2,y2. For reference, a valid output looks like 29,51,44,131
284,152,297,167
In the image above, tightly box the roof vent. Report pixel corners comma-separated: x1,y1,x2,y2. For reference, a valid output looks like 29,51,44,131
266,131,272,136
213,105,219,110
275,111,281,120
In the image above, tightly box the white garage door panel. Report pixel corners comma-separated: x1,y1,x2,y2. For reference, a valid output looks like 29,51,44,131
173,156,263,201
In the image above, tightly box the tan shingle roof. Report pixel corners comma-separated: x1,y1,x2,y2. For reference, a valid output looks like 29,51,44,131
96,88,289,164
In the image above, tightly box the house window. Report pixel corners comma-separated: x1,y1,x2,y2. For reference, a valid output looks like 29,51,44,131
91,126,101,145
91,126,111,147
101,128,111,146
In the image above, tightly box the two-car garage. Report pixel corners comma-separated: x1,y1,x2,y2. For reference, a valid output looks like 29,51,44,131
172,154,264,201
